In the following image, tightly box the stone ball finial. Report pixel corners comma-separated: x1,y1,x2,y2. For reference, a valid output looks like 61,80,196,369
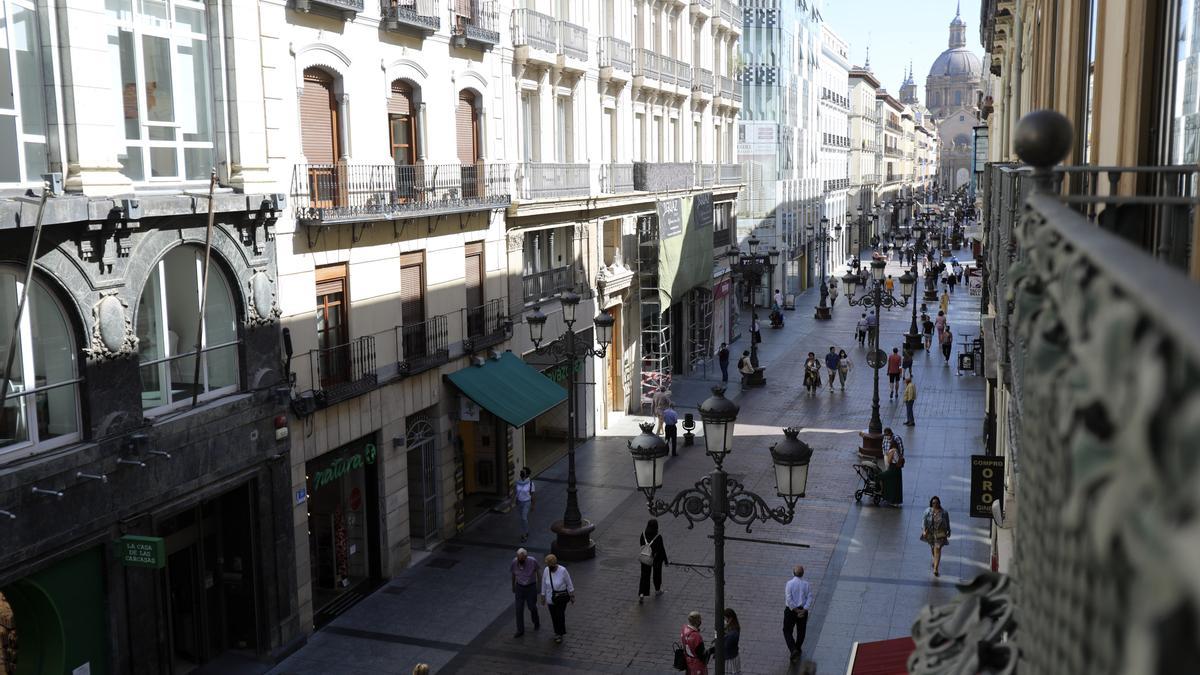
1013,110,1073,169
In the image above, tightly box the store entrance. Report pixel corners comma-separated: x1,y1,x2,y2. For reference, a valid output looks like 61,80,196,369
461,411,508,524
406,417,440,550
160,482,260,674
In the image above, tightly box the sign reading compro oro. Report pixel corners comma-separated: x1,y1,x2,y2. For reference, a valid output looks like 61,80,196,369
118,535,166,569
969,455,1005,519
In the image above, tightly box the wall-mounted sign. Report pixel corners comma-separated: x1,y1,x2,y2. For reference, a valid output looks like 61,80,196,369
311,443,377,493
970,455,1005,518
119,535,166,569
658,198,683,238
542,359,584,385
460,396,481,422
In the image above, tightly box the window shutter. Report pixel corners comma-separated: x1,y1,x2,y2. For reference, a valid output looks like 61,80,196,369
456,92,477,164
301,69,337,163
464,242,483,308
400,253,425,325
389,81,413,116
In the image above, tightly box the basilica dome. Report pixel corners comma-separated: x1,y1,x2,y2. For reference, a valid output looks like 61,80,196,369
929,47,982,79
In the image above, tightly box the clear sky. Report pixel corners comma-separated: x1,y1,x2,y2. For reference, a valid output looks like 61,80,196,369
819,0,986,103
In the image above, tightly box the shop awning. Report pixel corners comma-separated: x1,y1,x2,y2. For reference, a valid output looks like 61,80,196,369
447,352,566,427
845,637,915,675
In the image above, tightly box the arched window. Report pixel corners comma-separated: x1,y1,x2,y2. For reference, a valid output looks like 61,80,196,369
0,269,79,453
300,67,341,209
388,80,419,166
136,246,239,411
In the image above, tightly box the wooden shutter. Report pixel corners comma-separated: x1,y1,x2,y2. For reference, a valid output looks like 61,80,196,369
400,252,425,325
389,81,413,116
300,69,337,163
464,242,483,308
456,91,477,164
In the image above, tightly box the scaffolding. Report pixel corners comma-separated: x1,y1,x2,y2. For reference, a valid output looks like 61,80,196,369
637,214,671,410
688,287,713,376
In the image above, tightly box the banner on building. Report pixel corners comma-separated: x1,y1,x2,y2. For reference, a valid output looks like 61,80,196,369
969,454,1005,518
656,193,714,306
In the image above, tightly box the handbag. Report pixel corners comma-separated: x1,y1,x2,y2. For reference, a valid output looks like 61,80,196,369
549,569,570,604
672,642,688,671
639,534,659,566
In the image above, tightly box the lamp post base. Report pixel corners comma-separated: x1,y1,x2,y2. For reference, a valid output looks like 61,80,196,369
814,305,832,320
742,367,767,388
905,331,923,352
858,430,883,459
923,289,939,302
550,519,596,561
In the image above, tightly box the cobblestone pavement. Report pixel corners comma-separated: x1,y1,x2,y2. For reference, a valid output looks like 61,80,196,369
269,248,991,675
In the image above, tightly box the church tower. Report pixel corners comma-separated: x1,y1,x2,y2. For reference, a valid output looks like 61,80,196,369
899,62,919,106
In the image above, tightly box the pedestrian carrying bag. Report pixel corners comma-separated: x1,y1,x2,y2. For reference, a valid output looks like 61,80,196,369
639,534,659,566
549,570,570,604
672,642,688,671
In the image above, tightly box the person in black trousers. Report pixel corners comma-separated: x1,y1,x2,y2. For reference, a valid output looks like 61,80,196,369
717,342,730,383
638,518,669,603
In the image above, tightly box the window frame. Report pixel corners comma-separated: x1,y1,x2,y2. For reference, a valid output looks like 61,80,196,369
106,0,217,184
136,246,241,415
0,269,82,458
0,0,50,186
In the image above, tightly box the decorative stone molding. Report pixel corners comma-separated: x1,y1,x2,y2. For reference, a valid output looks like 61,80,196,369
77,226,131,276
506,231,524,252
246,270,281,327
84,292,138,361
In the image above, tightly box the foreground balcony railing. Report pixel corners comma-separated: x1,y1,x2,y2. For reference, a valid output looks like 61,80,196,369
601,163,635,193
291,162,511,225
295,0,364,16
557,20,587,61
396,314,450,376
598,36,632,72
518,163,590,199
511,7,556,52
381,0,440,33
523,266,575,304
308,335,378,407
463,298,510,353
451,0,499,47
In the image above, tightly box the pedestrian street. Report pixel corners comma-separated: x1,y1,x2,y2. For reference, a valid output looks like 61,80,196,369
269,247,993,675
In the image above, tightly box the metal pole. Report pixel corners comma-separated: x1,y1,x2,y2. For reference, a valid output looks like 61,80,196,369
0,187,50,412
712,468,727,675
749,269,759,368
869,281,883,435
191,169,218,408
563,327,581,528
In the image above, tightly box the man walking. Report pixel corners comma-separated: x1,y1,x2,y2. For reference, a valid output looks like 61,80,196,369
856,313,868,347
887,348,902,398
824,347,840,392
652,385,672,434
783,565,814,662
866,311,879,347
515,467,535,542
664,407,679,456
511,548,540,637
903,377,917,426
717,342,730,383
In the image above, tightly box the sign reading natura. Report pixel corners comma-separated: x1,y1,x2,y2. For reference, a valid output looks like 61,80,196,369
312,443,378,492
969,455,1005,518
119,535,166,569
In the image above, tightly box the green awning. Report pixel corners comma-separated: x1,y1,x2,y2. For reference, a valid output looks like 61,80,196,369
447,352,566,427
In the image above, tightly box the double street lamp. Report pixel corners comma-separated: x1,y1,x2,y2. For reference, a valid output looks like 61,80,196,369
904,221,927,352
629,387,813,675
809,216,842,321
727,237,779,386
841,260,913,458
526,292,615,561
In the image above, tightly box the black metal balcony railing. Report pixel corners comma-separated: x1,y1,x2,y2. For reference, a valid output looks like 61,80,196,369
519,163,590,200
660,55,692,89
381,0,440,32
511,7,556,52
821,88,850,109
598,37,632,72
694,0,712,9
523,266,575,304
295,0,364,16
397,314,449,376
310,335,378,406
558,20,588,61
886,121,903,132
291,162,511,225
823,178,849,192
601,163,635,193
822,133,851,148
712,226,731,248
451,0,499,46
463,298,509,353
884,147,903,158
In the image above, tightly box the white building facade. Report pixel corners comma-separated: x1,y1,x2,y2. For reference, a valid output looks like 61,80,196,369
817,23,851,269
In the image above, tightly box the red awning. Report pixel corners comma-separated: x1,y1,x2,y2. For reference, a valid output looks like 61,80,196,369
847,637,915,675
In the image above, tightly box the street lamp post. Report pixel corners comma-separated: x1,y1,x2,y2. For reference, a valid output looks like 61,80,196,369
840,260,912,458
905,221,926,352
526,293,615,561
727,238,779,386
629,387,813,675
811,216,842,321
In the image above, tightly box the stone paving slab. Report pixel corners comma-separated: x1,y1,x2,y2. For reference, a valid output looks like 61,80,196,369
270,245,991,675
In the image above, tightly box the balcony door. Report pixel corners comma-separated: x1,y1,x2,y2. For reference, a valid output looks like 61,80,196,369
315,264,350,388
301,68,340,209
464,242,485,338
389,81,421,205
457,90,480,198
400,252,427,362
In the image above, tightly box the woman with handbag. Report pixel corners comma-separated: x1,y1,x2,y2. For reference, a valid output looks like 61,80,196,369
638,518,669,603
921,496,951,576
539,554,575,643
803,352,822,395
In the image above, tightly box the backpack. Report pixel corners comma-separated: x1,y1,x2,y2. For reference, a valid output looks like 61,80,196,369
639,534,659,566
673,642,688,670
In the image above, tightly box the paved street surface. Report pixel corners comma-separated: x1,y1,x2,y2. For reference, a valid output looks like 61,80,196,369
269,248,991,675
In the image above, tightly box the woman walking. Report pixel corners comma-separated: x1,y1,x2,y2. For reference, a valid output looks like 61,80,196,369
803,352,822,395
515,467,535,543
901,347,914,378
638,519,669,603
540,554,575,643
836,349,852,391
939,289,950,314
879,428,904,506
940,326,954,365
921,496,951,576
721,608,742,674
934,311,947,345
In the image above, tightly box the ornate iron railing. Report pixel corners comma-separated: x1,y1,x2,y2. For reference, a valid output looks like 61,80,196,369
511,7,556,52
381,0,440,32
518,163,590,200
295,0,364,14
598,37,632,72
396,314,449,376
308,335,378,406
523,266,575,304
463,298,509,353
601,163,635,193
451,0,499,46
557,20,588,61
291,162,511,224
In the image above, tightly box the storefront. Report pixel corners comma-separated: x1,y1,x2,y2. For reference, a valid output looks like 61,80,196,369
522,330,594,476
304,435,382,626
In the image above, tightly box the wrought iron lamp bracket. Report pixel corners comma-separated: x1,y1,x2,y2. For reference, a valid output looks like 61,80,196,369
645,475,796,533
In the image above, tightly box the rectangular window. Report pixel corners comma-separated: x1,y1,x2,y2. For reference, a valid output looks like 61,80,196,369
107,0,215,183
400,252,428,360
555,96,573,162
521,91,540,163
1170,0,1198,164
0,1,48,184
315,264,350,388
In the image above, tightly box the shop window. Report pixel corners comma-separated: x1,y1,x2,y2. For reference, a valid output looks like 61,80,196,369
136,246,239,411
0,268,79,454
0,1,48,185
106,0,215,182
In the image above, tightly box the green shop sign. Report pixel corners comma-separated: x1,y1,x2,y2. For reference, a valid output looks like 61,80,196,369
543,360,583,384
312,443,377,492
118,535,166,569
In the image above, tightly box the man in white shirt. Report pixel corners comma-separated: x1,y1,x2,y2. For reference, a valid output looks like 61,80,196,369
515,467,535,542
783,565,814,662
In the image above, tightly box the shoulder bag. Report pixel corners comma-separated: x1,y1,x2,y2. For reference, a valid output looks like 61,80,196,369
672,642,688,670
548,569,571,604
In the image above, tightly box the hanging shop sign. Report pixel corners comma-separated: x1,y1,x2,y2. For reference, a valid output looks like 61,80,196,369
312,443,378,493
542,359,584,385
118,535,166,569
969,455,1005,518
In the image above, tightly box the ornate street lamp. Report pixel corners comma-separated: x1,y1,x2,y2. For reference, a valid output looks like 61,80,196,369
728,237,779,385
629,388,812,675
811,216,839,321
526,294,614,561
